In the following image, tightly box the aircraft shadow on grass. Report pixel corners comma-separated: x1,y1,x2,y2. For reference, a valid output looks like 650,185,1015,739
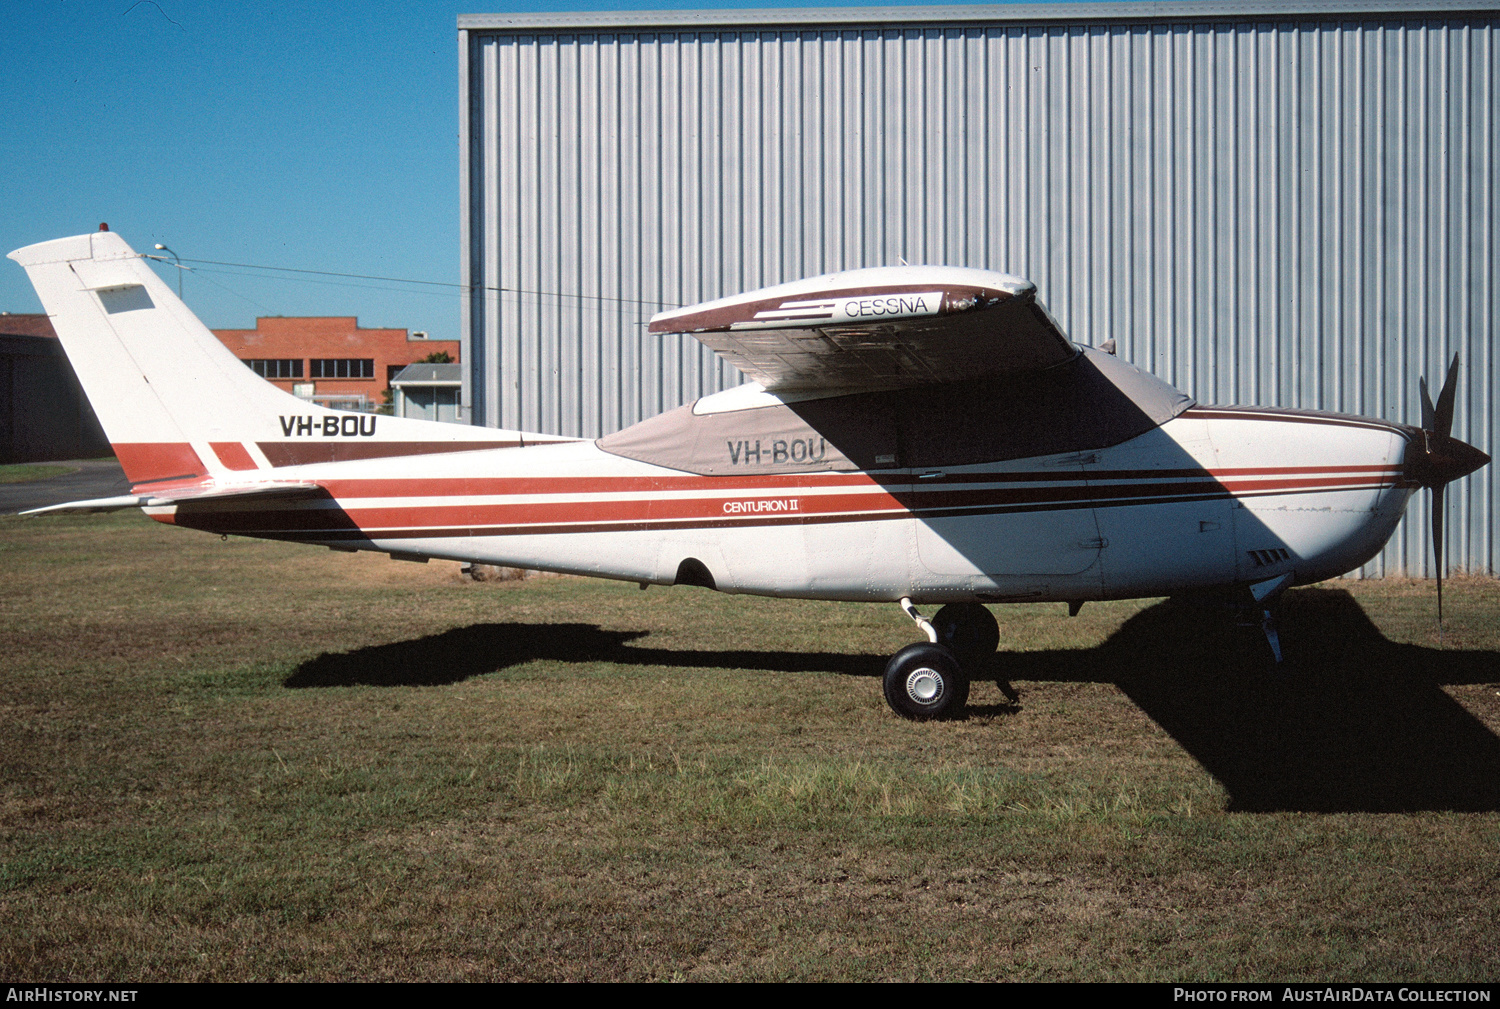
286,587,1500,814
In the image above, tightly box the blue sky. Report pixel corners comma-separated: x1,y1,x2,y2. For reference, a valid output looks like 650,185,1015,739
1,0,930,340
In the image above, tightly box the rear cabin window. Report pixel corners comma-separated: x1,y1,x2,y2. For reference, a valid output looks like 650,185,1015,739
598,349,1193,475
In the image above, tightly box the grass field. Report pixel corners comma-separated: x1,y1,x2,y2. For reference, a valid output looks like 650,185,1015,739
0,464,77,484
2,511,1498,981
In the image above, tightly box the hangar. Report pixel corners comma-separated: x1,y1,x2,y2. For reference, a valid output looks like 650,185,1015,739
458,1,1498,577
0,313,108,463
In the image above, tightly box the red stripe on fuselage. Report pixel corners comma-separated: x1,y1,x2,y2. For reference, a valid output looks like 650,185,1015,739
326,474,1397,526
311,463,1402,501
167,468,1404,542
328,488,907,531
317,471,888,498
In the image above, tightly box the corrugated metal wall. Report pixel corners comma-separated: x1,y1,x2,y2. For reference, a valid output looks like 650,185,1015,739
460,4,1499,577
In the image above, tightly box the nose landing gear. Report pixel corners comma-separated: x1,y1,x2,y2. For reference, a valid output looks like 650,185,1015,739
1248,572,1293,664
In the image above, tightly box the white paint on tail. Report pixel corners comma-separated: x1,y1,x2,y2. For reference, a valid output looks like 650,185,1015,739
8,231,567,484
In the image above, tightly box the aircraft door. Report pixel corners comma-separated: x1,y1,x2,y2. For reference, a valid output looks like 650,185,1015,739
910,454,1103,581
896,380,1103,594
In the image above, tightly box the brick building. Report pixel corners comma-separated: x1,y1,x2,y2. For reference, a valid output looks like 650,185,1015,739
211,317,461,413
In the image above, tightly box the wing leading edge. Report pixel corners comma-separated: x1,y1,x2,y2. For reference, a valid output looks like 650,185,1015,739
649,266,1075,392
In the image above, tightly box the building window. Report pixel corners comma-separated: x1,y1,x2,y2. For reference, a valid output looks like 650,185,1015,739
310,358,375,379
244,358,304,379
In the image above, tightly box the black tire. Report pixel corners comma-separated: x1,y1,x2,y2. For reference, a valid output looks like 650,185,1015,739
882,642,969,720
931,602,1000,672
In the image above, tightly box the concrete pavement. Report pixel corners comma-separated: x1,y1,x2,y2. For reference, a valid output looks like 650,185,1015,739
0,458,130,514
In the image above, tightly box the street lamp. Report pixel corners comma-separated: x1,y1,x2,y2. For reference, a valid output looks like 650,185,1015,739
154,243,182,299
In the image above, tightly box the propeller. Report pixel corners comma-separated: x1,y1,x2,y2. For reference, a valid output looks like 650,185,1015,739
1410,354,1490,623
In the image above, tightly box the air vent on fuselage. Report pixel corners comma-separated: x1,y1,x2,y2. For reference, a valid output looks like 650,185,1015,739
1247,548,1291,568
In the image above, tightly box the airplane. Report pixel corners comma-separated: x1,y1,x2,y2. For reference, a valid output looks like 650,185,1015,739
9,227,1490,720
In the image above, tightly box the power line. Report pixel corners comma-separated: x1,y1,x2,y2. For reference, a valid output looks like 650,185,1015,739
189,265,658,320
191,268,276,315
187,265,472,300
150,255,681,309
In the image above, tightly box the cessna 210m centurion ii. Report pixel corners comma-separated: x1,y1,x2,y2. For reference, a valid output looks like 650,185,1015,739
10,228,1490,719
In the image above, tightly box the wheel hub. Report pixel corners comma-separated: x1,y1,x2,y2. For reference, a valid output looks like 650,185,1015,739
906,667,944,703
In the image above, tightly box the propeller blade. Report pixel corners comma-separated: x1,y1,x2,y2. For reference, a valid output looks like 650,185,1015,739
1418,354,1466,628
1434,353,1460,438
1432,482,1445,625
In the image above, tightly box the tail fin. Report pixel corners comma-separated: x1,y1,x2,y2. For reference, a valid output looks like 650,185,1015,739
8,231,559,486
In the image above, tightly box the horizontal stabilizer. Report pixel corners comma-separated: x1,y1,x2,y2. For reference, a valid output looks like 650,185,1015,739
22,495,151,515
23,482,323,516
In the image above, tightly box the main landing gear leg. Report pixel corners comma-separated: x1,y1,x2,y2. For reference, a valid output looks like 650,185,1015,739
882,599,972,720
899,597,939,644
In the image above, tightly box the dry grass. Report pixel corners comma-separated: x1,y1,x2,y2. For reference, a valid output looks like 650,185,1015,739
1,512,1497,981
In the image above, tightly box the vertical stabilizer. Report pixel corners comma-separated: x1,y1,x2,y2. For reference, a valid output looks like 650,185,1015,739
8,232,240,483
8,231,563,486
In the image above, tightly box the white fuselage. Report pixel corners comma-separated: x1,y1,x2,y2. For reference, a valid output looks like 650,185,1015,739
151,400,1416,604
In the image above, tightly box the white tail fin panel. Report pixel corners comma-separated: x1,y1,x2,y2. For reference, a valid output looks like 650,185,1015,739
8,231,571,485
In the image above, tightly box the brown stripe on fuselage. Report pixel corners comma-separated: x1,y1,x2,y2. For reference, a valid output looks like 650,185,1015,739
256,440,527,467
166,481,1399,544
308,463,1402,501
163,468,1404,542
1183,405,1411,435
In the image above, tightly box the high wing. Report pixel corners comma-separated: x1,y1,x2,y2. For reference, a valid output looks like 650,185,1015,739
649,266,1075,392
